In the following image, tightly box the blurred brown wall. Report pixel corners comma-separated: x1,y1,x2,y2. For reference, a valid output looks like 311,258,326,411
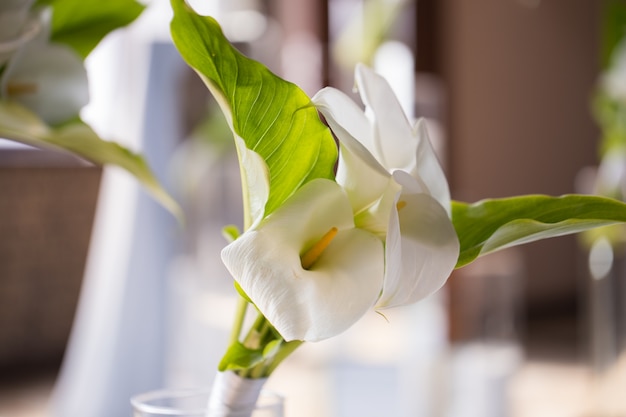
0,156,100,374
438,0,601,324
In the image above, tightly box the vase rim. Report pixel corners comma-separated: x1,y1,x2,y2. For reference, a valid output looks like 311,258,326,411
131,387,284,416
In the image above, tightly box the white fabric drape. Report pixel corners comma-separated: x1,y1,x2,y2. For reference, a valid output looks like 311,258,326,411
49,4,185,415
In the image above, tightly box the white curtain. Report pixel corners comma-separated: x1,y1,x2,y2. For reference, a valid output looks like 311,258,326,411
49,3,187,415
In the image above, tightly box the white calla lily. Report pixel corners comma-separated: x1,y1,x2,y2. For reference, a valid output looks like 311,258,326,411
221,178,385,342
313,64,459,308
1,22,88,125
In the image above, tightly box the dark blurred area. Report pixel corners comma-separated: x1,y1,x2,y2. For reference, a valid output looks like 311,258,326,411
0,148,101,403
0,154,100,366
439,0,600,357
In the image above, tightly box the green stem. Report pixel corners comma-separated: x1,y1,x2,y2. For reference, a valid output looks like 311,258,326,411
249,321,303,378
229,309,303,379
237,312,271,378
249,359,268,379
265,340,302,375
229,295,249,345
243,312,266,348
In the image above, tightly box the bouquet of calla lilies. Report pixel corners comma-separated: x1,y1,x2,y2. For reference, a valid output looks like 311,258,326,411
169,0,626,415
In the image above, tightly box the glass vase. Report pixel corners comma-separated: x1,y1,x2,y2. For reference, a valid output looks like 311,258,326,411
131,387,284,417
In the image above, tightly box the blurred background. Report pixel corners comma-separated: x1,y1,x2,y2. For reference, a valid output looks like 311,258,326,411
1,0,626,416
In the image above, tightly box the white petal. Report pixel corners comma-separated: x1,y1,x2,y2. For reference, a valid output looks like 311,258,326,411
313,86,390,214
312,86,376,155
2,37,88,125
355,64,415,171
353,175,400,238
391,165,429,194
355,66,452,214
255,179,356,246
221,179,385,342
376,192,459,308
233,135,270,230
411,119,452,214
337,140,393,217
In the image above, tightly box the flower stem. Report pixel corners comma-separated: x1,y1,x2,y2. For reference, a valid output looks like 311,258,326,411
243,312,268,348
265,340,302,375
229,295,249,345
228,302,303,379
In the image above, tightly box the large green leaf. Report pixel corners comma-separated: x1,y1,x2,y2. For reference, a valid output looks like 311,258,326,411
452,194,626,268
170,0,337,223
35,0,145,59
0,101,182,220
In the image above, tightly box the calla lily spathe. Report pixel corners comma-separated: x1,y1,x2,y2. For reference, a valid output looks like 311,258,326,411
312,64,460,308
221,178,385,342
0,17,88,125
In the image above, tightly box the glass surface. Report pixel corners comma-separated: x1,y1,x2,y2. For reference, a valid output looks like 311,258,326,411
131,388,284,417
586,240,626,415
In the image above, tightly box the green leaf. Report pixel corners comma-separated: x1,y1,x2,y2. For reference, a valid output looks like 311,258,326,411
262,339,281,359
600,0,626,69
0,100,182,221
222,224,241,243
452,194,626,268
218,341,264,372
170,0,337,223
37,0,145,59
233,281,252,304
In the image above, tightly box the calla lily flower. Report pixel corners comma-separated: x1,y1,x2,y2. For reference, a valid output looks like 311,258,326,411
312,64,460,308
0,19,88,125
221,178,385,342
